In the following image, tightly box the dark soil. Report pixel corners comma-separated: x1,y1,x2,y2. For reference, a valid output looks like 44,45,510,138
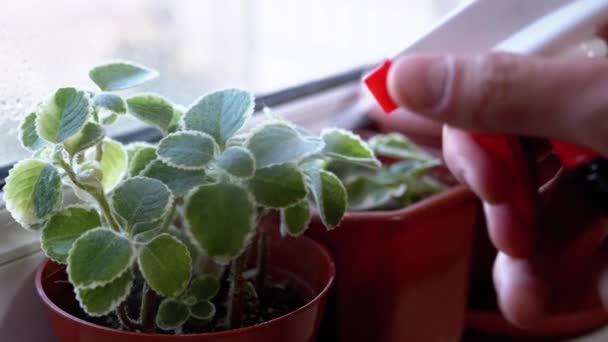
70,267,306,335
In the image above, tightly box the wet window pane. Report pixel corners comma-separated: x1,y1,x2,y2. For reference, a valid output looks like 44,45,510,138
0,0,464,164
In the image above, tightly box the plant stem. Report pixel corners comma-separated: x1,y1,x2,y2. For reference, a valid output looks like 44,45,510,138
254,230,268,294
93,192,122,233
226,253,246,330
91,110,103,162
117,302,142,331
95,143,103,162
140,283,159,333
56,156,121,233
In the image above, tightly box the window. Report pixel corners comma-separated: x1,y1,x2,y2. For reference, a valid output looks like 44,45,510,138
0,0,466,165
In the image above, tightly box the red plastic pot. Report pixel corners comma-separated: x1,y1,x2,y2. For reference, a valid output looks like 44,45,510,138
35,231,335,342
307,185,480,342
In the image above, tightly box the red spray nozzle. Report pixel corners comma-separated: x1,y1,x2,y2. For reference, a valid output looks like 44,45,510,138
363,59,398,114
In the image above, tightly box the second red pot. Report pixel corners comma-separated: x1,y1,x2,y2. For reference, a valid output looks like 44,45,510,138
307,185,480,342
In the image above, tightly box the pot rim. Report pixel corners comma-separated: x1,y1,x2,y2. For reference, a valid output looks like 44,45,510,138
35,235,336,338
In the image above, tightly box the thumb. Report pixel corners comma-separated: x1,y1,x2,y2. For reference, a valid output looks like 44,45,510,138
387,53,608,156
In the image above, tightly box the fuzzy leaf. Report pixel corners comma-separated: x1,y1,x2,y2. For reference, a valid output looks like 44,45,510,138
305,169,347,229
249,164,306,208
89,61,158,91
322,128,379,167
3,160,62,227
92,93,126,114
101,112,118,125
167,226,202,263
67,228,135,289
185,182,255,264
126,94,174,133
157,131,218,170
190,301,216,321
188,275,220,301
33,146,53,160
36,87,90,143
129,146,156,176
41,206,102,263
183,89,254,146
111,177,173,230
247,123,324,168
156,298,189,330
345,175,406,211
280,200,311,237
19,112,47,151
76,269,133,316
217,146,255,178
98,140,128,192
64,122,105,157
126,142,154,160
140,160,207,197
138,233,191,297
368,133,430,161
167,106,183,133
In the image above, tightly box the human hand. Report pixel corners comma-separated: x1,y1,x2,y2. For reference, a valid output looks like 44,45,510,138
376,52,608,326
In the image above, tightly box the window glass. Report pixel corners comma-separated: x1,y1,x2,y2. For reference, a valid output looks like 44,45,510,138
0,0,465,164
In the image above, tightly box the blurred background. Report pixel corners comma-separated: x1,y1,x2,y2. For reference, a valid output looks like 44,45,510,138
0,0,465,164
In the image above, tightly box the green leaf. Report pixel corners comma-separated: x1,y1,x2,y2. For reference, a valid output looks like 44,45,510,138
167,226,202,263
185,182,255,264
167,106,184,133
64,122,105,157
246,123,325,168
157,131,218,170
75,161,103,191
322,128,380,167
140,159,207,197
249,164,306,208
101,112,118,125
126,94,175,133
367,133,430,161
111,177,173,230
188,275,220,301
41,206,102,263
89,61,158,91
190,301,216,321
19,112,47,151
345,175,406,211
183,88,254,146
36,87,90,143
126,142,154,160
98,140,128,192
75,269,133,316
92,93,126,114
3,160,62,227
305,169,347,229
217,146,255,178
280,200,311,237
129,146,156,176
138,233,191,297
33,146,53,160
67,228,135,289
156,298,189,330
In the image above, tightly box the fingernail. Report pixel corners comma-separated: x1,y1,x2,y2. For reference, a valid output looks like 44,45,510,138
388,56,452,113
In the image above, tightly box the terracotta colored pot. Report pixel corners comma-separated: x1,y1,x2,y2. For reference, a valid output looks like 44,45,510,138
36,232,335,342
307,185,480,342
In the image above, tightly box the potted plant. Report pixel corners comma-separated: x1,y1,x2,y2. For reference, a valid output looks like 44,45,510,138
305,132,481,342
3,60,380,341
